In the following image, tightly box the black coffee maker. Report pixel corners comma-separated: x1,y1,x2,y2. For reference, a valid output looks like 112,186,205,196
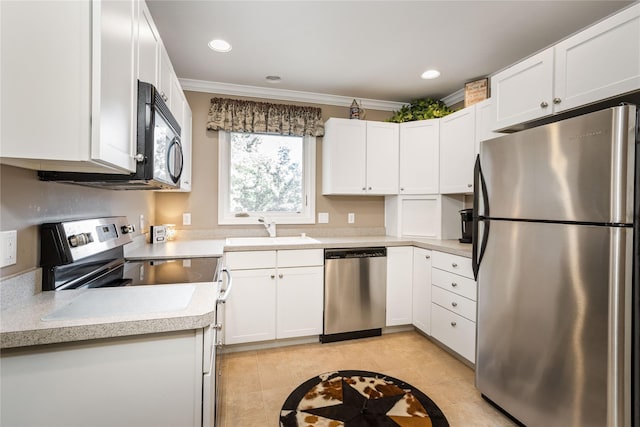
459,209,473,243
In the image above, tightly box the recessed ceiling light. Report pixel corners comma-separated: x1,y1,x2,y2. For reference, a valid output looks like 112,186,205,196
208,39,232,52
265,75,282,83
421,69,441,79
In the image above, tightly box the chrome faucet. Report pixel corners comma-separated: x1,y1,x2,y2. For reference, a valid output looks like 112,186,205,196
258,217,277,238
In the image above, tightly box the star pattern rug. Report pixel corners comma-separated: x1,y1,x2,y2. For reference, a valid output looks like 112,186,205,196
279,370,449,427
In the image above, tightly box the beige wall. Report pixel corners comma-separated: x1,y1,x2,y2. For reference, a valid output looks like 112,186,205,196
155,91,393,237
0,165,155,278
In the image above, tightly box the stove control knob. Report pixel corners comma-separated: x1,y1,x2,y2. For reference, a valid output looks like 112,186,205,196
68,232,93,247
121,224,135,234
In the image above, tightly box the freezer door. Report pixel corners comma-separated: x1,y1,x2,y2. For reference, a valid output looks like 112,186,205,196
476,220,633,427
478,105,636,224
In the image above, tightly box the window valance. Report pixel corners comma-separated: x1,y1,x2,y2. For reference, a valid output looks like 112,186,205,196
207,98,324,137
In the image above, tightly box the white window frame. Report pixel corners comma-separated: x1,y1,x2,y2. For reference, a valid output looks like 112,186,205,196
218,131,316,225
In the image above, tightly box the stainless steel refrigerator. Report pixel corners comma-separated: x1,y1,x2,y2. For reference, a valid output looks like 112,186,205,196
473,104,638,427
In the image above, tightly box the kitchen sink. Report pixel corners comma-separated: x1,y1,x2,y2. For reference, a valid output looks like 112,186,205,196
225,236,320,246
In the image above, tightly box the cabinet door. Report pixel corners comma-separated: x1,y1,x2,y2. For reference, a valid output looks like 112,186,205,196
170,75,185,126
554,3,640,113
322,118,367,194
92,0,137,172
431,303,476,363
474,99,503,155
276,266,324,339
137,2,159,87
365,121,399,194
439,106,476,194
179,101,192,192
224,269,276,344
412,248,432,334
386,246,413,326
399,120,439,194
158,44,173,104
492,48,554,131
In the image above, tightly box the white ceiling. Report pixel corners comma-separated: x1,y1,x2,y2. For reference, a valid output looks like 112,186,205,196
146,0,634,105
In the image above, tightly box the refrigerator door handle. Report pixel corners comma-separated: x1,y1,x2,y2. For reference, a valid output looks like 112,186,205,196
473,156,490,280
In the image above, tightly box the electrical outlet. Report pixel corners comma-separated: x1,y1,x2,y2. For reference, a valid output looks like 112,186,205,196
1,230,17,267
318,212,329,224
183,212,192,226
348,213,355,224
139,214,145,232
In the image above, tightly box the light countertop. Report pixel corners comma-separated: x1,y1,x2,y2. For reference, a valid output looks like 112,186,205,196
1,236,471,349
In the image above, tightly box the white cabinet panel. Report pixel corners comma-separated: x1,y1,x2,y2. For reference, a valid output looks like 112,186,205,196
399,120,439,194
492,48,554,130
431,303,476,363
431,251,474,279
431,285,476,322
385,194,463,240
277,266,324,338
158,44,173,104
137,1,159,86
179,101,193,191
322,118,399,195
412,248,432,335
1,330,203,427
224,250,276,270
225,268,277,344
439,106,476,194
554,3,640,112
365,121,399,194
432,269,477,301
277,249,323,268
386,246,413,326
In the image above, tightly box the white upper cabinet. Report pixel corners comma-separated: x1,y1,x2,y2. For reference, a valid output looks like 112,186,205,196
439,106,476,194
1,0,138,173
179,101,193,192
493,3,640,130
137,1,159,87
158,44,173,105
474,98,503,154
399,119,439,194
322,118,399,195
491,48,555,131
554,3,640,113
365,121,400,194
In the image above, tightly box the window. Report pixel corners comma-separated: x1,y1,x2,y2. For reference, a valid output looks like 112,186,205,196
218,131,316,225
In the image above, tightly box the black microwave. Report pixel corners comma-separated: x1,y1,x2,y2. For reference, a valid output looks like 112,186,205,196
38,81,183,190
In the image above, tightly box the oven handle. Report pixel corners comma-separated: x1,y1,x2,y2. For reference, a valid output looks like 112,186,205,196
217,268,233,304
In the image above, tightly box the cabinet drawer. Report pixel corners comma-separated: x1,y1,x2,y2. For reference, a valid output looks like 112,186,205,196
432,251,473,278
432,268,477,301
277,249,323,268
431,285,476,322
431,303,476,363
225,250,276,270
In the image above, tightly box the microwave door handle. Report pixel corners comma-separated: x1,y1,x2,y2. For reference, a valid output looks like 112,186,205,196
167,138,184,183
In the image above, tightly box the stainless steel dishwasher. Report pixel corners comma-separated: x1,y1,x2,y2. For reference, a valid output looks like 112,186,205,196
320,247,387,343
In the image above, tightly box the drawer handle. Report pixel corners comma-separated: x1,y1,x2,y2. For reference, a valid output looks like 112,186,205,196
451,282,458,287
425,255,431,259
540,101,549,108
279,273,284,279
451,302,458,307
452,263,458,268
450,321,457,327
270,274,275,279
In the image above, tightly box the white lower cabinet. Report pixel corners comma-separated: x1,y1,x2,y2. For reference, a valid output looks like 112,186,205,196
386,246,413,326
1,330,204,427
430,252,477,364
224,249,323,345
412,248,432,335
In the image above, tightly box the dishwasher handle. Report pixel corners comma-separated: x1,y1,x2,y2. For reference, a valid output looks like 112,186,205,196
324,247,387,259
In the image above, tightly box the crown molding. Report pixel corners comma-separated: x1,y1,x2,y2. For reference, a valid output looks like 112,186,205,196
441,88,465,107
178,78,407,112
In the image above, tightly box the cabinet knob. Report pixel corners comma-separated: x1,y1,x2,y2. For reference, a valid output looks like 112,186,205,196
362,187,366,191
540,101,549,108
450,321,457,327
213,323,222,330
368,187,372,190
467,184,472,188
270,274,275,279
400,187,404,191
553,97,562,104
451,282,458,287
451,302,458,307
452,263,458,268
425,255,430,259
278,273,283,279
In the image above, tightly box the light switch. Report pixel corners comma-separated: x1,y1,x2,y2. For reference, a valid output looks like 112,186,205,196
1,230,17,267
183,212,192,226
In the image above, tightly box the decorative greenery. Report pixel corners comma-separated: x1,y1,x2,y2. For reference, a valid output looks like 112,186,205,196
388,98,454,123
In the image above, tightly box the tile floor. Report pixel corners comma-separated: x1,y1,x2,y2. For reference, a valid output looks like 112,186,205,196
219,330,518,426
